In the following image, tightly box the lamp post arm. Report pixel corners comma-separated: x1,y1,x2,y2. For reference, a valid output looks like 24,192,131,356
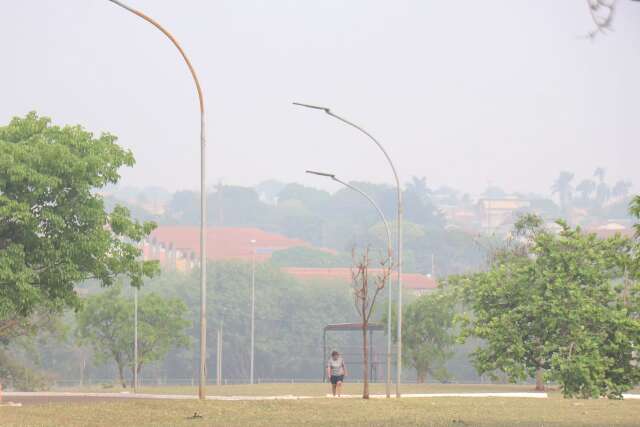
324,111,400,192
107,0,204,113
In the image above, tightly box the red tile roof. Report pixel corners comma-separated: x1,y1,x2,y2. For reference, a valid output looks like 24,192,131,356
282,267,438,291
147,226,310,262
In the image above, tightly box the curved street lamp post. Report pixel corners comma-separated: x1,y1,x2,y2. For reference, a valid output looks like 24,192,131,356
295,102,404,397
107,0,208,400
305,170,393,398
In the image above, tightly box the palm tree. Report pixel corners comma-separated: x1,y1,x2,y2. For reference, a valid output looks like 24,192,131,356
594,167,606,184
592,167,611,207
551,171,574,214
576,179,597,203
612,180,632,199
406,176,431,204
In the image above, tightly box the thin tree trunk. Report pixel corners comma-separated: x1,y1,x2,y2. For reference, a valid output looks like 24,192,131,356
535,367,544,391
362,321,369,399
117,362,127,388
417,370,427,384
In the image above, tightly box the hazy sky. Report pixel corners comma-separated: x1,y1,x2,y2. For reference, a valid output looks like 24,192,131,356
2,1,639,197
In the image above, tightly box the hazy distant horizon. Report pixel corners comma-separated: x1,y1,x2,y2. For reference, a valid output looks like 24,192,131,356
2,1,639,197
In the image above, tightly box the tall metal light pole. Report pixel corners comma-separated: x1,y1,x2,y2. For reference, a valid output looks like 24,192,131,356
249,239,257,385
306,170,393,398
216,318,223,386
107,0,208,400
134,286,139,393
294,102,404,397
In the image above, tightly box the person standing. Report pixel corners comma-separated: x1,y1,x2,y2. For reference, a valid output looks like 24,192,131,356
327,350,347,397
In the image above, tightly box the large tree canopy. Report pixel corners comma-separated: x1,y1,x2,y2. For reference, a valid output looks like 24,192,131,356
384,289,456,383
76,285,190,388
0,113,158,337
451,214,640,398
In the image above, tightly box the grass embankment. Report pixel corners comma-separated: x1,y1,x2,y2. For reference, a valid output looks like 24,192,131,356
3,396,640,427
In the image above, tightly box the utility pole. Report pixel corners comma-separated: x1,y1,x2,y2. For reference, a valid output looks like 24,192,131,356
216,322,223,386
219,320,224,386
431,253,436,279
250,239,257,385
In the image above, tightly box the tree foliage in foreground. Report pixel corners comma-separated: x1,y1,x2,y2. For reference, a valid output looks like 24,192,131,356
0,113,158,340
631,195,640,239
76,285,190,388
450,214,640,399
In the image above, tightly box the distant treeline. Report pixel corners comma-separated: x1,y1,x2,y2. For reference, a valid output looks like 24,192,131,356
106,178,487,277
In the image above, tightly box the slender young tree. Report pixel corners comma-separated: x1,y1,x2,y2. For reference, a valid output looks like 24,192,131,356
351,248,392,399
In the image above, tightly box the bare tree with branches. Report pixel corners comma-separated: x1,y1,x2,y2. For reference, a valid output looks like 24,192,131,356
351,247,392,399
585,0,617,38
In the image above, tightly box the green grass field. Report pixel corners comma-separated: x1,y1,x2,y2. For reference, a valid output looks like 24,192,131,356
4,384,640,426
3,395,640,427
57,382,545,396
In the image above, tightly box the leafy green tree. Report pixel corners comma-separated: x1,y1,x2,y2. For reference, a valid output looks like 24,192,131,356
452,214,640,398
145,261,356,382
208,185,274,227
404,228,485,277
278,183,331,214
164,190,200,224
630,195,640,238
0,309,64,390
0,348,51,391
403,178,444,229
405,291,456,383
0,112,158,341
385,290,456,383
76,285,190,388
406,176,431,202
255,180,286,205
